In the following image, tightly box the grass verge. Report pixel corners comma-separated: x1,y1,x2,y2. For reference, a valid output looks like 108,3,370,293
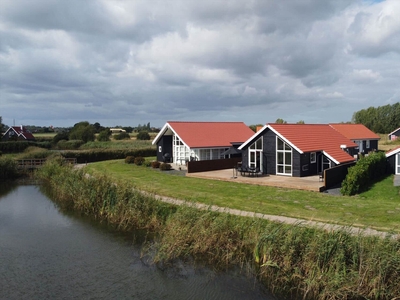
86,159,400,233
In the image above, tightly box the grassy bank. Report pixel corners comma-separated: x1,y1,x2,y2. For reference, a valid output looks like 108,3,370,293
86,160,400,233
36,160,400,300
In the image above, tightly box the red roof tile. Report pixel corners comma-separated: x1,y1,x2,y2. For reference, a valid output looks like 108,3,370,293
154,121,254,148
269,124,357,164
329,124,380,140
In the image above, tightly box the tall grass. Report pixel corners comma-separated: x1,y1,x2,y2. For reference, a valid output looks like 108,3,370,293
36,158,400,300
0,157,19,180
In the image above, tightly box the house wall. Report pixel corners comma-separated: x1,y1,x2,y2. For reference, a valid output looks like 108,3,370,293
242,128,305,177
299,152,319,177
387,155,396,174
156,135,172,162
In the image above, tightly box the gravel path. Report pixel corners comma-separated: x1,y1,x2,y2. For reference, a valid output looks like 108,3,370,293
149,192,399,239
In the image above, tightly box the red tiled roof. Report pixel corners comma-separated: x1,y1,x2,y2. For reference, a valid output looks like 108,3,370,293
329,124,380,140
269,124,357,164
155,121,254,148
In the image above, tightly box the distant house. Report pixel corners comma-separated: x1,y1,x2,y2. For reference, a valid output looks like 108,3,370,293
329,123,380,154
152,121,254,164
386,146,400,175
388,127,400,141
238,124,359,177
2,125,35,141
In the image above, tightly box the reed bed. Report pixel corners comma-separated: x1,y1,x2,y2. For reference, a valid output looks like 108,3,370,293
36,159,400,300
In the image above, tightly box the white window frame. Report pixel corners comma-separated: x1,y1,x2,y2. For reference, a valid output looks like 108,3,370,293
310,152,316,163
396,153,400,175
248,137,263,171
366,140,370,149
276,137,292,176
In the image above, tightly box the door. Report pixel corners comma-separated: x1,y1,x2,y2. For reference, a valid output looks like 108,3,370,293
249,150,263,172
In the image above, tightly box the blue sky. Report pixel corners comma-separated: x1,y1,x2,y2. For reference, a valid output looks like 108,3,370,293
1,0,399,128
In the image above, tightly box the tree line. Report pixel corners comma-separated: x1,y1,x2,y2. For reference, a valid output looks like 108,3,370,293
352,103,400,133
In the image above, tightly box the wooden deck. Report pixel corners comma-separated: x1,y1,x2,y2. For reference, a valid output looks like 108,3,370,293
16,158,77,169
186,168,325,192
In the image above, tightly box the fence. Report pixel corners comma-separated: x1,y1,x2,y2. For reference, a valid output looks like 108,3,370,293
187,157,242,173
324,162,356,189
16,158,77,169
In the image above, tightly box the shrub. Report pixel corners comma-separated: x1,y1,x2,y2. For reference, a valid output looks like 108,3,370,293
341,151,387,196
114,132,131,140
97,129,111,142
0,151,2,156
134,157,145,166
125,156,135,164
136,131,150,140
57,139,85,150
52,132,69,145
159,163,172,171
143,160,152,167
60,148,156,163
151,161,161,168
0,157,19,180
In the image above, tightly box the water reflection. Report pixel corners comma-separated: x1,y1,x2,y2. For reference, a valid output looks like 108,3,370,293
0,185,276,300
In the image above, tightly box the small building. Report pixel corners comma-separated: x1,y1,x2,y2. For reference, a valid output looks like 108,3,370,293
2,125,35,141
238,123,358,177
110,128,126,133
388,127,400,141
329,123,380,154
152,121,254,164
386,146,400,175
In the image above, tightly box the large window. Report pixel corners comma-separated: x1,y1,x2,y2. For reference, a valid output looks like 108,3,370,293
173,135,190,164
249,137,263,170
276,137,292,175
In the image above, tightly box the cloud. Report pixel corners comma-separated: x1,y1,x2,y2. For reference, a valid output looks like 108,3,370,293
0,0,399,127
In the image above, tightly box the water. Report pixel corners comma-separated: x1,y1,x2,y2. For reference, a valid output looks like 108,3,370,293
0,185,276,300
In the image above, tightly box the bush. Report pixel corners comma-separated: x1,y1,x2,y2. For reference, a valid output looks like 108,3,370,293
97,129,111,142
52,132,69,145
0,141,50,153
137,131,150,140
151,161,161,168
57,139,85,150
134,157,145,166
341,151,387,196
0,151,2,156
0,157,19,180
125,156,135,164
114,132,131,140
159,163,172,171
143,160,152,167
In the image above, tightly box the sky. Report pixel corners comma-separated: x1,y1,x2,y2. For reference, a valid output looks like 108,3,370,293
1,0,399,128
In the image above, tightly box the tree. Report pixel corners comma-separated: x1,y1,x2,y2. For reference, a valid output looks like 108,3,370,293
249,124,264,132
136,131,150,140
97,129,111,141
69,121,95,143
296,120,305,124
275,118,287,124
352,103,400,133
52,132,69,145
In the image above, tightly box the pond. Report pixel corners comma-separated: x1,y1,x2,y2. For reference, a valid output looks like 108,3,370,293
0,184,277,300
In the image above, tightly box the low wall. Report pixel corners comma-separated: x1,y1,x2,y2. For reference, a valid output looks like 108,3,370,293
324,162,356,189
187,157,242,173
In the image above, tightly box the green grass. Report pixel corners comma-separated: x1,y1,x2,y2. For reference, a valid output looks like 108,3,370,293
86,160,400,233
80,139,154,150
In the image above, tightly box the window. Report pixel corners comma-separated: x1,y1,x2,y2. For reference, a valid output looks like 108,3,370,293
366,140,370,149
276,137,292,175
310,152,316,163
249,137,263,170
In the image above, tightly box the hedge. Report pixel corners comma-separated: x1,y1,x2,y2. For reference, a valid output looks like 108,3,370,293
60,148,156,163
341,151,387,196
0,141,51,153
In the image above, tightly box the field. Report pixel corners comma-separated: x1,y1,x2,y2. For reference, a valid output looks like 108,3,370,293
86,159,400,233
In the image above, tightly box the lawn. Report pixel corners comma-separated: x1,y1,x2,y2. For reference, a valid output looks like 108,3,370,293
86,159,400,233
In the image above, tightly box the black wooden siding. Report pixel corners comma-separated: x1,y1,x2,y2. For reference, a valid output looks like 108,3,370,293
156,135,172,162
